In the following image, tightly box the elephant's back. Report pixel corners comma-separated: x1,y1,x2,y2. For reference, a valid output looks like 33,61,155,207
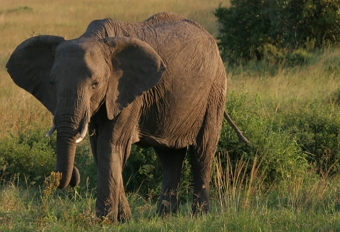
104,13,220,69
137,12,223,84
142,12,207,33
139,12,217,56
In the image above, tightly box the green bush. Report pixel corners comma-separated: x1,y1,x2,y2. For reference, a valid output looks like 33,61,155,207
123,145,193,200
123,146,161,196
214,0,271,63
219,92,309,184
214,0,340,64
283,100,340,176
0,125,56,185
220,91,340,181
0,124,96,188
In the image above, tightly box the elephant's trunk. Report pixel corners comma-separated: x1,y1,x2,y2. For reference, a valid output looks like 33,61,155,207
55,130,80,189
54,115,87,189
53,91,90,188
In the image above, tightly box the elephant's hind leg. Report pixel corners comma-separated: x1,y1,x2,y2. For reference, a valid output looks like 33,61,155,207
154,147,186,215
189,143,216,215
189,91,224,215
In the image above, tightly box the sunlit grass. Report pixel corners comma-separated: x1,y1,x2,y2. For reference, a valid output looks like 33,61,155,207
0,0,227,47
227,48,340,111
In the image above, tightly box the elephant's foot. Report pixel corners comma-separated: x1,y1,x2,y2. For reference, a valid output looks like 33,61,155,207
96,207,131,223
95,197,132,223
191,196,209,216
118,193,132,222
96,199,117,223
157,191,180,216
118,203,132,222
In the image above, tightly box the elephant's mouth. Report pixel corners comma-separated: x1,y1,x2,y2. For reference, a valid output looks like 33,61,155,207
45,122,88,143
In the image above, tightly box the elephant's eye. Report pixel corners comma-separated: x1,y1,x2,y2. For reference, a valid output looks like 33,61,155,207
91,82,99,89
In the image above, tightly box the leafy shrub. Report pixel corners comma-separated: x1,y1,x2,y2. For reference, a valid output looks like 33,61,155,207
0,125,56,185
214,0,340,64
0,124,96,188
123,145,193,200
283,100,340,176
219,92,309,184
220,90,340,181
123,146,161,196
214,0,271,63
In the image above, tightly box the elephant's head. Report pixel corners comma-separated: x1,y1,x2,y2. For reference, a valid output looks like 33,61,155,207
6,35,165,189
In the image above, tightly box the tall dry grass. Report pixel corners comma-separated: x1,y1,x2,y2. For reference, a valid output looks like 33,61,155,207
1,0,228,51
227,48,340,111
211,151,340,217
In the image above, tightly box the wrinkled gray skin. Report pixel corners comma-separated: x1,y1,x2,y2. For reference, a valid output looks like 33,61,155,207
6,13,242,221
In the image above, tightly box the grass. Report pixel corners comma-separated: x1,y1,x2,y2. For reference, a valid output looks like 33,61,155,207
227,48,340,109
2,0,340,231
1,156,340,231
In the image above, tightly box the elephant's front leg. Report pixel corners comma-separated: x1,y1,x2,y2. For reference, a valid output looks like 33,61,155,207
95,139,132,222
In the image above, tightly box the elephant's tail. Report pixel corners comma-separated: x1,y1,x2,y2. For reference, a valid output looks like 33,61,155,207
224,111,249,144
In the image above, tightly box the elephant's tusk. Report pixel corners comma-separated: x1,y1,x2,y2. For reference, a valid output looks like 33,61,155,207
76,125,88,143
45,125,56,137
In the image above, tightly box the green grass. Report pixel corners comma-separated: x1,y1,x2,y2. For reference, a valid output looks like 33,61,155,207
2,0,340,231
1,158,340,231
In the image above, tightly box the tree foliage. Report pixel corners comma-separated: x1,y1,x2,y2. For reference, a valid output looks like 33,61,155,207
215,0,340,64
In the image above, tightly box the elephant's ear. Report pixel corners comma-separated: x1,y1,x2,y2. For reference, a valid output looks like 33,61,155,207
6,35,65,114
103,37,166,120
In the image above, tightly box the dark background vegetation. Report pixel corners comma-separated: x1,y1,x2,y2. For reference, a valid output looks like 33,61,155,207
215,0,340,65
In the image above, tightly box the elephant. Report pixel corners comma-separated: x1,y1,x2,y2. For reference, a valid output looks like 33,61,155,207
6,12,248,221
